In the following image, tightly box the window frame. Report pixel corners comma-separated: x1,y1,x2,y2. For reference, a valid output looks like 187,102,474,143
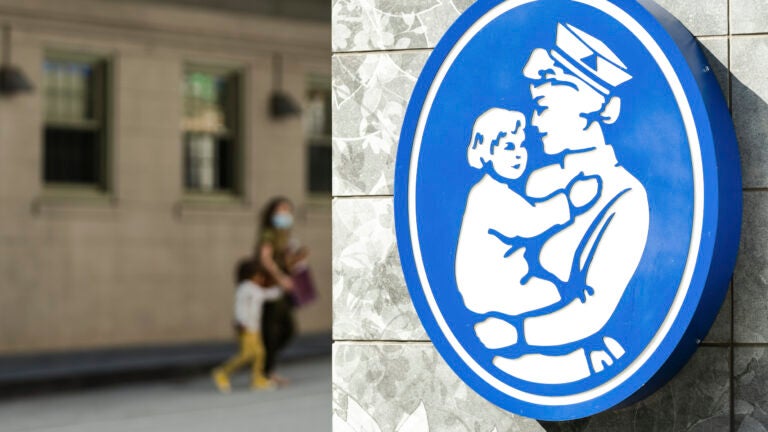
181,62,244,200
304,74,332,199
42,50,112,195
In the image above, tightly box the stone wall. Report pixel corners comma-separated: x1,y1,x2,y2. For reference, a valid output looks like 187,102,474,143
0,0,332,354
331,0,768,430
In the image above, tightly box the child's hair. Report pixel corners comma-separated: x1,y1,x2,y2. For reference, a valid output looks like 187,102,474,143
467,108,526,169
235,258,256,284
234,257,277,286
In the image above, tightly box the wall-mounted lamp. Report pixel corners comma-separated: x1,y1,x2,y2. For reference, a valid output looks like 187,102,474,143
269,53,301,119
0,25,33,96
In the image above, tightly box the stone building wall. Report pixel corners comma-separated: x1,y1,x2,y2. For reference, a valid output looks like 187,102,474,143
0,0,331,355
331,0,768,430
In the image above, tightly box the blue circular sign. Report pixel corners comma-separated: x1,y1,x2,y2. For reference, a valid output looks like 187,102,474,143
394,0,741,420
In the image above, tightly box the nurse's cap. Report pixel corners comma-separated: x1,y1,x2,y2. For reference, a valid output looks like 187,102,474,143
550,23,632,95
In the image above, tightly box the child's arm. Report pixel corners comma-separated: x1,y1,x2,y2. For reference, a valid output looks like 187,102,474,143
487,192,571,240
491,176,602,240
263,286,287,301
526,163,573,199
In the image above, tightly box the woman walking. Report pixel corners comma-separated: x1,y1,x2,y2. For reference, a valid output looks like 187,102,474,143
255,197,308,385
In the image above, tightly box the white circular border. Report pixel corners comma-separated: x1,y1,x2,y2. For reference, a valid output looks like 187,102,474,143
407,0,703,406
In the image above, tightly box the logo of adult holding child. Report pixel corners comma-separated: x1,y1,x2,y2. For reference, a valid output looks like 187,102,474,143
456,21,649,385
395,0,741,420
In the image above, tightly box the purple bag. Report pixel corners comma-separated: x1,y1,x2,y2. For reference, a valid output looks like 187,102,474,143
290,267,317,307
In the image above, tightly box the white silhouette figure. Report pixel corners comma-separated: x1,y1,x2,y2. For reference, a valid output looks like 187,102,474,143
454,24,650,384
456,108,601,321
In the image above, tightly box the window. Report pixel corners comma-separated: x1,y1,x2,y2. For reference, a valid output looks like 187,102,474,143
43,54,108,188
305,75,332,195
182,66,240,194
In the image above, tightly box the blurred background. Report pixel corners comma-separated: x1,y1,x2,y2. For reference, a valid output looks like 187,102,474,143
0,0,331,428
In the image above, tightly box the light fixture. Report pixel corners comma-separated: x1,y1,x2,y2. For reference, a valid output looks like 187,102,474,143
269,53,301,118
0,24,33,96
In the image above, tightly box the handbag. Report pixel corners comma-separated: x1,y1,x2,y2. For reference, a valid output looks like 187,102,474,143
290,267,317,307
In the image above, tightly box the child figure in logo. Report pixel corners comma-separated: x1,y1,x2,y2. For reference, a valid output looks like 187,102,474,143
455,108,600,348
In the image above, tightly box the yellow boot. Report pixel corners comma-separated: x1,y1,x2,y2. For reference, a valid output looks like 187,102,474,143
250,377,276,391
212,369,231,393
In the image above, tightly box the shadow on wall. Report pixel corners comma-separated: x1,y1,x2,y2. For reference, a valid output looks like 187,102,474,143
539,419,590,432
537,42,765,432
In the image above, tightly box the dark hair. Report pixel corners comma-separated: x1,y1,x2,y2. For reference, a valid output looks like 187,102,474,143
234,257,270,284
258,196,293,231
235,258,255,284
235,258,276,286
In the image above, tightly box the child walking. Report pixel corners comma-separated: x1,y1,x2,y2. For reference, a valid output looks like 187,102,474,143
212,258,289,392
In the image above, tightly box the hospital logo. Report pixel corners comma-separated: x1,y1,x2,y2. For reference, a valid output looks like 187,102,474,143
395,0,741,420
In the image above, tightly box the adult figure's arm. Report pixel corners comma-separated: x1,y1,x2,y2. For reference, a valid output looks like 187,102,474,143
523,180,649,347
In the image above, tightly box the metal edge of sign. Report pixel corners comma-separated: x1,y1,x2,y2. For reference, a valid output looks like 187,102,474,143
618,0,742,408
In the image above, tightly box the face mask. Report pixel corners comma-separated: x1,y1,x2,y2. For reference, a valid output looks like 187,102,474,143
272,213,294,229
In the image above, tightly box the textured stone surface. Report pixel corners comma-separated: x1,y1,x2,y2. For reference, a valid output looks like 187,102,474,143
734,192,768,343
654,0,728,36
333,342,543,432
332,198,427,341
541,347,730,432
334,344,728,431
732,36,768,189
331,0,727,53
332,52,429,196
704,286,732,344
731,0,768,34
735,346,768,431
698,37,730,105
332,0,472,53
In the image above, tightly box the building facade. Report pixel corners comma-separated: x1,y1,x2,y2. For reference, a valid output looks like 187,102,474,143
0,0,331,355
332,0,768,430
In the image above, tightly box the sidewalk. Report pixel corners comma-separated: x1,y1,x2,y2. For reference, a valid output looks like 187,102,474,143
0,356,331,432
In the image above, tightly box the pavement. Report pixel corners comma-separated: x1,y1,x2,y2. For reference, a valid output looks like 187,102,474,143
0,356,331,432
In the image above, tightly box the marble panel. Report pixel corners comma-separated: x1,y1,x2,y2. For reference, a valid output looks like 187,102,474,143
704,285,732,344
697,37,730,105
333,197,427,341
735,346,768,432
654,0,728,36
332,0,473,53
334,344,729,431
332,0,726,53
333,342,543,432
731,36,768,189
332,52,429,196
734,192,768,343
540,347,730,432
731,0,768,34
